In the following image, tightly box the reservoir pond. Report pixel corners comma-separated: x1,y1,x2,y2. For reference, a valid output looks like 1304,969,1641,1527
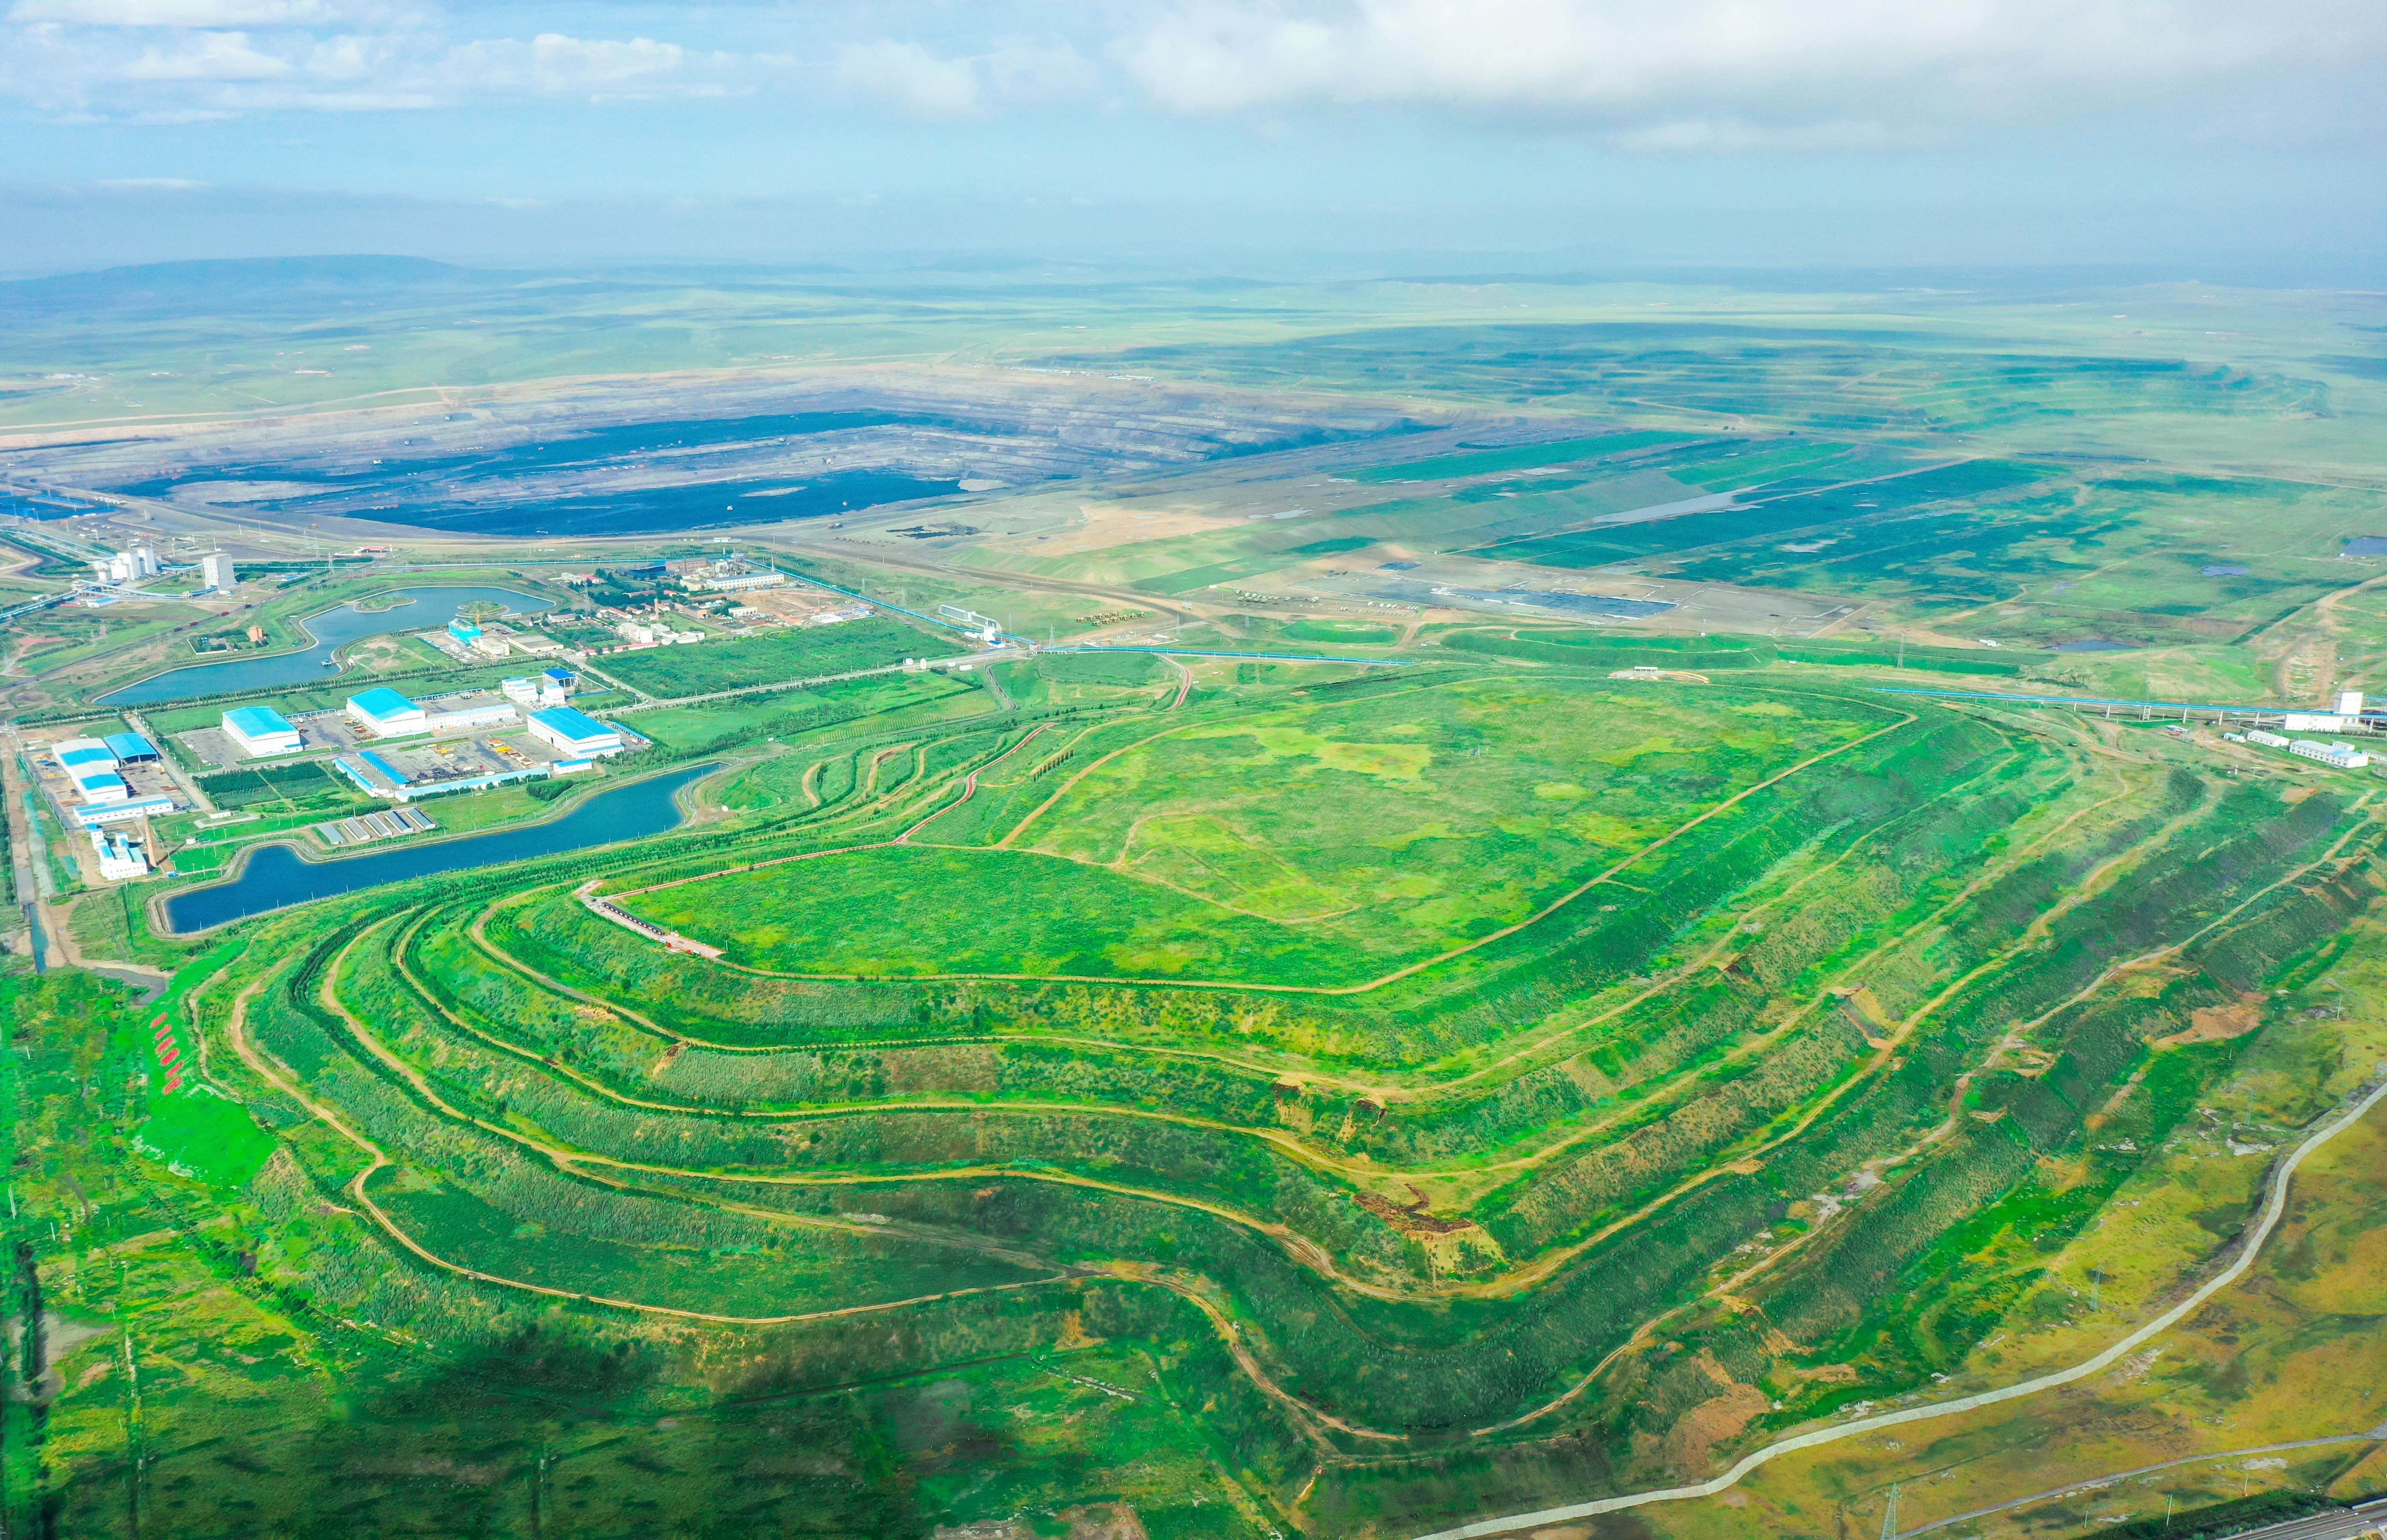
98,586,552,706
163,764,710,933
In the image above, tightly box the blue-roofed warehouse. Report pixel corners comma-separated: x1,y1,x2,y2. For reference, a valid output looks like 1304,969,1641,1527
525,706,624,757
221,706,302,758
104,731,158,764
346,686,427,736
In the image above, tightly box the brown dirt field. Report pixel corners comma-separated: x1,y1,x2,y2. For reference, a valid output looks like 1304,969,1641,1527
1663,1382,1771,1476
2154,994,2266,1048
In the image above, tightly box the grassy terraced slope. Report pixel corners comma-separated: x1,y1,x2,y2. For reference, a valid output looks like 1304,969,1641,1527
621,678,1885,983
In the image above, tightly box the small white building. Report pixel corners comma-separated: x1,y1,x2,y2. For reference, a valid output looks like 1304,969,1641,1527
2245,730,2290,748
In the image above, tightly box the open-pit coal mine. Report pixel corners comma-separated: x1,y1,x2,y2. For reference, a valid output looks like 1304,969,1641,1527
2,367,1432,537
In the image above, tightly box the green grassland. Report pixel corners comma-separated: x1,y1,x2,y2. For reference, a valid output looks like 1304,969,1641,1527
14,276,2387,1540
597,616,967,698
17,640,2387,1540
627,678,1883,983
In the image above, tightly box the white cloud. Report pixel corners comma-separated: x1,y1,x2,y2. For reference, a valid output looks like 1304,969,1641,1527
1121,0,2387,143
838,39,981,118
120,28,287,78
10,0,340,22
0,5,773,115
440,33,697,98
837,36,1097,120
95,175,208,188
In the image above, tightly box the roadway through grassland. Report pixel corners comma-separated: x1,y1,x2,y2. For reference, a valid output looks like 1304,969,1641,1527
1408,1069,2387,1539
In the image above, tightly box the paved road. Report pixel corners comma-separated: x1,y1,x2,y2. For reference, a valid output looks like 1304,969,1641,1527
1878,685,2369,721
607,660,915,714
123,706,216,813
1410,1072,2387,1540
1899,1435,2387,1537
2229,1500,2387,1540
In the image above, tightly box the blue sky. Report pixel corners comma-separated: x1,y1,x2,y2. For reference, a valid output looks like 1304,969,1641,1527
3,0,2383,274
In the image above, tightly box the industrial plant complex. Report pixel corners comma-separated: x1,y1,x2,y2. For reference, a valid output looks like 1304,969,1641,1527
18,657,643,888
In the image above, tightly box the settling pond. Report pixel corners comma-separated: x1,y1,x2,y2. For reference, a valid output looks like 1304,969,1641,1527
163,764,711,933
98,586,552,706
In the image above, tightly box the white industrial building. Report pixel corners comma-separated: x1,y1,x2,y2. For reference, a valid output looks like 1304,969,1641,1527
57,737,131,804
76,796,174,828
691,569,786,593
201,553,236,589
347,687,429,736
89,828,149,880
348,685,515,737
613,619,704,646
2289,739,2371,770
222,705,303,757
503,671,573,708
90,547,162,584
2246,730,2290,748
424,701,518,735
526,706,625,757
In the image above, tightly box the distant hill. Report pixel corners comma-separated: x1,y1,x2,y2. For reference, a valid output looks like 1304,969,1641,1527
0,255,488,317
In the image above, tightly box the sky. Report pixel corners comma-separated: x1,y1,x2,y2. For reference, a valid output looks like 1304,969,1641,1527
3,0,2385,276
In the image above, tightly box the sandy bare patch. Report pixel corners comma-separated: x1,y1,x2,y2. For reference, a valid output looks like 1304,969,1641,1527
2156,994,2265,1048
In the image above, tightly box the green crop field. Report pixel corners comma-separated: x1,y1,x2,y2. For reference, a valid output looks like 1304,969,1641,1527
14,272,2387,1540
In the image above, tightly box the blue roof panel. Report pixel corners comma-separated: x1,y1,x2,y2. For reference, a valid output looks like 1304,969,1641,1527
223,706,296,735
347,686,420,720
359,750,411,785
530,706,615,740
